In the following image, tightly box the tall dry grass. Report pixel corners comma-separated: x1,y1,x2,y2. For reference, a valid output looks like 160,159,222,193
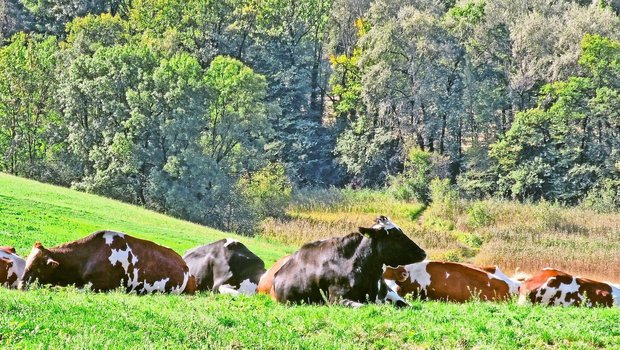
260,189,620,282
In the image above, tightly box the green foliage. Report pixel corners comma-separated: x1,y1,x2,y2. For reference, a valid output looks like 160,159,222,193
335,115,397,186
388,147,445,204
466,201,495,229
423,178,462,231
447,1,486,25
240,162,293,219
0,32,59,178
583,177,620,213
491,34,620,204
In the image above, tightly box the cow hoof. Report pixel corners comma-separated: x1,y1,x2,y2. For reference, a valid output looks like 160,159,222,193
395,300,409,308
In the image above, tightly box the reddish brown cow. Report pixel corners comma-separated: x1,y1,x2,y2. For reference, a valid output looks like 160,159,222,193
257,255,291,296
0,246,25,288
384,261,513,302
19,231,195,294
518,268,620,307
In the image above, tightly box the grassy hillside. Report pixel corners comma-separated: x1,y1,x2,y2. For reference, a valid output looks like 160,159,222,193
2,287,620,349
0,173,292,264
1,175,620,348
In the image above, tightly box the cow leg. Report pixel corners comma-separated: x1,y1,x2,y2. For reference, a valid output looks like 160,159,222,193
380,279,408,308
217,284,241,296
339,299,365,308
327,285,365,307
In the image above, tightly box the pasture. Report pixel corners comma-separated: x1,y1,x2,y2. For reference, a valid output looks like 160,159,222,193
2,288,620,349
1,173,620,348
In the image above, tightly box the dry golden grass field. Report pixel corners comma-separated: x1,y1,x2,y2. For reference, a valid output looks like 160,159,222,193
261,189,620,283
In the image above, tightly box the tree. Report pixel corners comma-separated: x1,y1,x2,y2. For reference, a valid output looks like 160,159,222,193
0,32,58,177
491,34,620,203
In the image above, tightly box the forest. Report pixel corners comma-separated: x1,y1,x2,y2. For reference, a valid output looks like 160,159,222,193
0,0,619,234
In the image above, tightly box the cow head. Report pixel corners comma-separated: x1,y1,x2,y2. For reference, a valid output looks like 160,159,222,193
359,216,426,268
19,243,60,290
383,266,409,282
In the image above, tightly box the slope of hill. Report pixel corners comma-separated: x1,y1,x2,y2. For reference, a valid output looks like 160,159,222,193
0,174,619,348
0,173,292,264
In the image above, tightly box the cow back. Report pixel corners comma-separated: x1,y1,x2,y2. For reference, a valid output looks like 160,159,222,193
520,269,614,307
183,239,265,294
0,249,25,288
387,261,512,302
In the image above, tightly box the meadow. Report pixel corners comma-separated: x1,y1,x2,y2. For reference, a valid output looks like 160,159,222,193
2,287,620,349
1,173,620,349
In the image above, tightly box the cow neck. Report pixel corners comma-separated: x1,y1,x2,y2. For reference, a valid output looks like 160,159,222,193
350,234,383,278
48,239,95,277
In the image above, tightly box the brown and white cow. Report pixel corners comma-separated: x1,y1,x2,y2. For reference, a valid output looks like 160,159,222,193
0,246,25,288
383,261,516,302
518,268,620,307
19,230,195,294
272,216,426,307
473,265,521,295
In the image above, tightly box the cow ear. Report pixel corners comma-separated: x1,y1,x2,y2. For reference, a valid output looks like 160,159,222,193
34,242,43,249
46,258,59,268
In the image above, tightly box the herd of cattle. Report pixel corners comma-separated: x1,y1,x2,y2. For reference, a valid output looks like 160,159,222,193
1,216,619,308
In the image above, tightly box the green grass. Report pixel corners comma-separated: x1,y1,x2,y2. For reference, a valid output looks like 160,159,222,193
1,173,620,349
0,173,293,264
1,287,619,349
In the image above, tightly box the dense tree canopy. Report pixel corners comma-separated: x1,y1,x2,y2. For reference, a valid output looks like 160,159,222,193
0,0,619,232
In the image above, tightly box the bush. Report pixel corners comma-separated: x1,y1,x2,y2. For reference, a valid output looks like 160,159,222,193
466,202,495,229
388,147,449,204
457,170,498,200
583,178,620,213
430,178,460,213
534,200,565,231
240,163,292,219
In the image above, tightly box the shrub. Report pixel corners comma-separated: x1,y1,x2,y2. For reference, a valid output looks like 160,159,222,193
583,178,620,213
240,162,292,219
466,202,495,229
388,147,449,204
534,200,565,231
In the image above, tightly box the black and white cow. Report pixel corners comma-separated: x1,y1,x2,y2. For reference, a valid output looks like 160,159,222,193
183,239,266,295
272,216,427,307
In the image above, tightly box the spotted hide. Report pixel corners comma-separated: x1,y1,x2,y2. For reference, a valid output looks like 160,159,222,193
272,216,426,307
519,268,620,307
0,246,25,288
183,239,265,295
19,231,195,294
384,261,514,302
472,265,521,295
